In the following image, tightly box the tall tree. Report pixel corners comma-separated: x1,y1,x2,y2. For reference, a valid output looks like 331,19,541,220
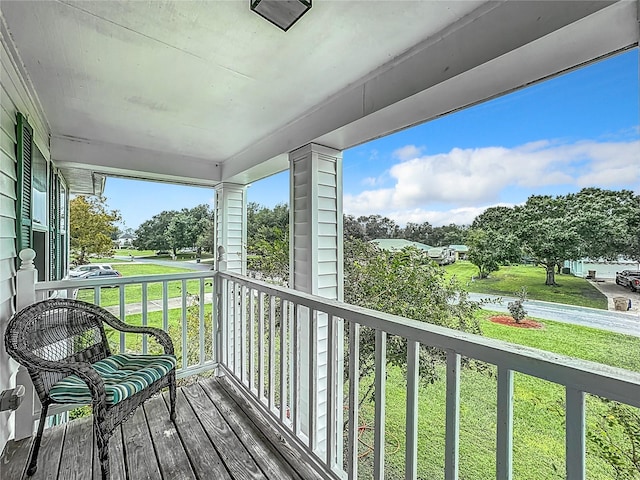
70,196,121,264
134,210,176,251
514,195,581,286
356,214,400,240
343,214,366,241
344,239,481,391
247,203,290,283
471,206,517,233
402,221,433,244
466,228,520,279
429,223,468,246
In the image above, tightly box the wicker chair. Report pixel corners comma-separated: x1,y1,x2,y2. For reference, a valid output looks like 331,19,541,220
5,299,177,480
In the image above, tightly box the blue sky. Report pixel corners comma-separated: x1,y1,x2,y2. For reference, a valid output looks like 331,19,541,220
104,50,639,230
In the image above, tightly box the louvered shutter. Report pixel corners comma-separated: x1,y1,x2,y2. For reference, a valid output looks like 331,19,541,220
49,171,59,280
16,112,33,251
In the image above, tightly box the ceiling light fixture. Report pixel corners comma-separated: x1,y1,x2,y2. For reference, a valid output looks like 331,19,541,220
250,0,312,32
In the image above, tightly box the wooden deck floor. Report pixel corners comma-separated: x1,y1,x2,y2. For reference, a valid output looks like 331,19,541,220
2,377,324,480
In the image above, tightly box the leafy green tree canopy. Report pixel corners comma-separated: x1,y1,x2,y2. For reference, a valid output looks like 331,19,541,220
134,204,214,255
70,196,121,264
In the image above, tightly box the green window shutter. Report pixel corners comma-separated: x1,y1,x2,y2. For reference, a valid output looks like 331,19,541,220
16,112,33,251
49,171,59,280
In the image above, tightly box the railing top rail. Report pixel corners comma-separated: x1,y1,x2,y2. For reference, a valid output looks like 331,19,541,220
219,271,640,407
36,270,216,291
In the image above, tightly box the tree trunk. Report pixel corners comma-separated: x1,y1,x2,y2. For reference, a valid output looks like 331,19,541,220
545,264,556,285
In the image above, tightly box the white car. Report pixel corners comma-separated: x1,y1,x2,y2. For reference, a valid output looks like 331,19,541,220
69,264,114,278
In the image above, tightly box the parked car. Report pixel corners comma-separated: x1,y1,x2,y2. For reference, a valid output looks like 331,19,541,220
615,270,640,291
69,264,114,278
78,269,122,279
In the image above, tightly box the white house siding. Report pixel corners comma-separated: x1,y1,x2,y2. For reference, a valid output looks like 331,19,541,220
0,28,51,452
290,144,343,459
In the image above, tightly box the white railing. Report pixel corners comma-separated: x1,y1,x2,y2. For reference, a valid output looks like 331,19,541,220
13,250,640,479
14,250,218,435
35,271,218,377
218,271,640,480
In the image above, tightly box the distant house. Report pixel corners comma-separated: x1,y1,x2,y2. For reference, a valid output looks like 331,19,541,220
116,233,135,248
370,239,432,252
427,246,456,265
449,244,469,261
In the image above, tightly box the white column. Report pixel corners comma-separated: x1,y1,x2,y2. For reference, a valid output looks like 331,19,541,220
215,183,247,275
289,143,343,460
214,183,247,376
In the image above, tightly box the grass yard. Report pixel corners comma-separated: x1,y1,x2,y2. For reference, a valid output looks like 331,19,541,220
445,261,608,309
353,312,640,479
76,264,213,307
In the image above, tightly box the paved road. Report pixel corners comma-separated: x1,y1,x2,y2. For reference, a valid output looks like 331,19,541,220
469,293,640,338
114,256,213,272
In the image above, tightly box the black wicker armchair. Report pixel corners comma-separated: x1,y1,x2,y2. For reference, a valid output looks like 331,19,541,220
5,299,177,480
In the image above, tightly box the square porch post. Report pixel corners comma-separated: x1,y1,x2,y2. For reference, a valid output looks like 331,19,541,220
289,143,344,465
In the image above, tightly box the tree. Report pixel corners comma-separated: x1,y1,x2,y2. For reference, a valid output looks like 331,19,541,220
511,189,639,286
343,214,366,241
429,223,468,246
466,228,520,279
134,204,214,254
356,214,400,240
568,188,640,261
70,196,121,264
402,221,433,244
471,206,517,233
247,203,290,283
165,213,197,257
514,195,581,286
344,239,481,392
134,210,175,252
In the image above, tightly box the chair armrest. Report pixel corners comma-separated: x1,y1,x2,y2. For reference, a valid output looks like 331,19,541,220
107,324,175,356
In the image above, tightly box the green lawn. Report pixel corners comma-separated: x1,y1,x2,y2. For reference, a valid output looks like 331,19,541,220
76,264,213,307
445,261,608,309
355,313,640,479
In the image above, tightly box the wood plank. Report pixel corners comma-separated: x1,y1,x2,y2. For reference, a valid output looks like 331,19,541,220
163,390,231,480
0,436,31,480
144,396,196,480
30,423,65,480
199,379,302,480
120,406,162,480
215,377,325,480
58,417,93,480
92,426,126,480
182,383,267,480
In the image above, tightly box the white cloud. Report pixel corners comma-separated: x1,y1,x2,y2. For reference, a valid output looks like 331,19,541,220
345,139,640,219
361,176,379,187
392,144,423,161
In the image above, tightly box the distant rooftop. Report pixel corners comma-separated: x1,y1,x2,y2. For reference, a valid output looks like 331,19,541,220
449,245,469,252
370,239,432,251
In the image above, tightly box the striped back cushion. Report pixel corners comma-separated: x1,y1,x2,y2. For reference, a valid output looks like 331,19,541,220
49,353,176,405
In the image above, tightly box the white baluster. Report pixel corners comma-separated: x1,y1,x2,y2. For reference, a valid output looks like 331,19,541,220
14,248,38,439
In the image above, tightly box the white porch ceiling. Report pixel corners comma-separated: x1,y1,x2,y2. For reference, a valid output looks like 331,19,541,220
1,1,637,192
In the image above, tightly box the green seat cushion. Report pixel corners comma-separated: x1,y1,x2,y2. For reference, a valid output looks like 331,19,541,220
49,353,176,405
